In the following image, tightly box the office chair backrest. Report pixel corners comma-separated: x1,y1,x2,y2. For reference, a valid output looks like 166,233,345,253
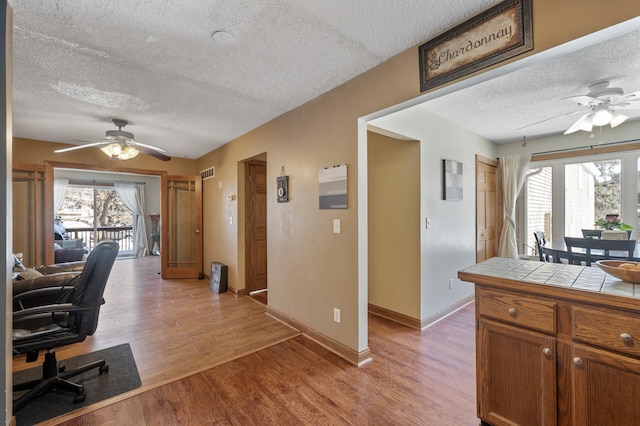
67,240,119,337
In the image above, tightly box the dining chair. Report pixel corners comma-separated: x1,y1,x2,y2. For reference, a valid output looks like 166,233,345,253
564,236,636,266
533,231,549,262
581,229,602,239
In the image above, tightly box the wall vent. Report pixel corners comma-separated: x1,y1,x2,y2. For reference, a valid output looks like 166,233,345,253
200,167,215,180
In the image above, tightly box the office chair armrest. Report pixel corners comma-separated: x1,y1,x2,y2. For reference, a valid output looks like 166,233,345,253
13,303,89,322
13,285,77,311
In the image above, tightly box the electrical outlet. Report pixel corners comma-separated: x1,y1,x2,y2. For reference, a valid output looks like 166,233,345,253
334,308,341,323
449,278,453,289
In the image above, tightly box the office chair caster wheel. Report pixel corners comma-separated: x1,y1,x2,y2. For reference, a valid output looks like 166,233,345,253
99,364,109,374
74,393,86,404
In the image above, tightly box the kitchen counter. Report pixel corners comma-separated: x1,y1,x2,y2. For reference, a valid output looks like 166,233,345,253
459,256,640,310
459,256,640,425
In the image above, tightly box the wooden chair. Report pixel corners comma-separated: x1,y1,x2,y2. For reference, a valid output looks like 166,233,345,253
564,236,636,266
533,231,549,262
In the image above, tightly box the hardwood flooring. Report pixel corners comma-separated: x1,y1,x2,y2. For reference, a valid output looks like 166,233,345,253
14,256,478,425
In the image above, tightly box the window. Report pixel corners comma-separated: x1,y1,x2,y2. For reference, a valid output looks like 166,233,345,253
525,167,552,251
520,153,636,250
56,183,134,253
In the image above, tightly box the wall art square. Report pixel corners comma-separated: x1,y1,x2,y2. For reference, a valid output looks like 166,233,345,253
443,159,463,200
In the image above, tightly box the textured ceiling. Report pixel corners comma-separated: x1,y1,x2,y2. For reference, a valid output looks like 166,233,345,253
9,1,640,161
8,0,496,159
419,24,640,144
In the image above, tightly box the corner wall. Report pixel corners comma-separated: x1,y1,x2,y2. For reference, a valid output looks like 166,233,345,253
197,1,640,358
367,131,420,320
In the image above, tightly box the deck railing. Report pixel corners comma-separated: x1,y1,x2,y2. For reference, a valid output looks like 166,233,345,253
64,226,134,253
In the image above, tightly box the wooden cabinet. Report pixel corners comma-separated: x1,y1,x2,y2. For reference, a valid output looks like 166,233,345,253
475,286,640,426
477,319,556,426
572,344,640,425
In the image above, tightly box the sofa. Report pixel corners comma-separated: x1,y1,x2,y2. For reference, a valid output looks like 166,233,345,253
13,261,86,310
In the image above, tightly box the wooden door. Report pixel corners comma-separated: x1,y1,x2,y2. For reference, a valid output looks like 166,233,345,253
245,160,267,294
478,319,557,426
476,156,498,262
162,175,202,279
572,344,640,425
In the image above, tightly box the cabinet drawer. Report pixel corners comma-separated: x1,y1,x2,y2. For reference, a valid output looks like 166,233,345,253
478,288,557,333
572,307,640,357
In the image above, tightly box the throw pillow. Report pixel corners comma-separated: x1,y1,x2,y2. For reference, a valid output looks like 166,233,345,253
16,268,44,281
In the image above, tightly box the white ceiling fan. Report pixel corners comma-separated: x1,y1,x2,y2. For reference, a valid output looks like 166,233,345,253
515,80,640,135
562,80,640,134
54,119,171,161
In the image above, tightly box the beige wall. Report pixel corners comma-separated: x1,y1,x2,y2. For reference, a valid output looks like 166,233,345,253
195,1,640,355
11,1,640,359
367,131,420,318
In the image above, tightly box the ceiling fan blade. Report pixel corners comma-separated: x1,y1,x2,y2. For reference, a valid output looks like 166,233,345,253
514,109,588,132
136,145,171,161
564,112,593,135
54,141,108,153
134,141,167,153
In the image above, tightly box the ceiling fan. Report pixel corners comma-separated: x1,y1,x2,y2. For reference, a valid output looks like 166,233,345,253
516,80,640,135
54,119,171,161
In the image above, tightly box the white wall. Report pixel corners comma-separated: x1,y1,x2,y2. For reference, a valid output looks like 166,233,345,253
370,106,496,320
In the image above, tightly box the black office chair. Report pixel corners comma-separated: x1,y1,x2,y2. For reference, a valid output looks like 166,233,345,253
12,240,119,413
533,231,549,262
564,236,636,266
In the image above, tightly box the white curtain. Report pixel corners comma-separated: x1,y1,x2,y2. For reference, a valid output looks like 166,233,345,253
53,178,69,213
114,182,149,257
498,155,531,258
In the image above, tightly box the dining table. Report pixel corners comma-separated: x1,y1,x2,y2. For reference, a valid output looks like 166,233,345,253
540,239,640,264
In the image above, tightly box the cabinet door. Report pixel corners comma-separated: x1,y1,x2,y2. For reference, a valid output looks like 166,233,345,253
478,319,557,426
572,344,640,425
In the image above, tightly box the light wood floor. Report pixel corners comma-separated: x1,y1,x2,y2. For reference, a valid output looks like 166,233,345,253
14,256,478,425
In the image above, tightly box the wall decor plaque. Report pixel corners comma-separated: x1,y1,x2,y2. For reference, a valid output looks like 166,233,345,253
419,0,532,92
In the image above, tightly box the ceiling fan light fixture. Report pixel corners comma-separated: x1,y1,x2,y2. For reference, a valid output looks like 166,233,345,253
609,111,629,128
101,143,139,160
564,113,593,135
592,107,613,126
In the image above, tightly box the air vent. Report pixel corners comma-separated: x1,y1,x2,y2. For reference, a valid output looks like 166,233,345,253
200,167,215,180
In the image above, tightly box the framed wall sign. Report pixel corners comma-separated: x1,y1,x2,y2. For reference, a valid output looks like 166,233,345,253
277,175,289,203
443,159,463,201
319,164,347,209
419,0,532,91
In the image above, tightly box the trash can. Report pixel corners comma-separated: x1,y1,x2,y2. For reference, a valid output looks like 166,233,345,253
210,262,228,293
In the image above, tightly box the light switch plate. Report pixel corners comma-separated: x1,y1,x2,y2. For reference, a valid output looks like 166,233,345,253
333,219,341,234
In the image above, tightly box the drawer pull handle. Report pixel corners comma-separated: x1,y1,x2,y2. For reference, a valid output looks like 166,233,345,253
508,308,516,316
542,348,552,356
573,357,583,366
620,333,633,342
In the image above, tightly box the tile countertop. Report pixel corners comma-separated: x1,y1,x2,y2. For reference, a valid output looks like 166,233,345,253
459,257,640,299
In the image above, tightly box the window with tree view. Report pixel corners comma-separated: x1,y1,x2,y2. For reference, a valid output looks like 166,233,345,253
565,159,622,238
55,184,134,253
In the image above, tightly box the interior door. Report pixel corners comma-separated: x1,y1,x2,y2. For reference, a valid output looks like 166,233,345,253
245,160,267,294
162,175,202,279
476,155,498,262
